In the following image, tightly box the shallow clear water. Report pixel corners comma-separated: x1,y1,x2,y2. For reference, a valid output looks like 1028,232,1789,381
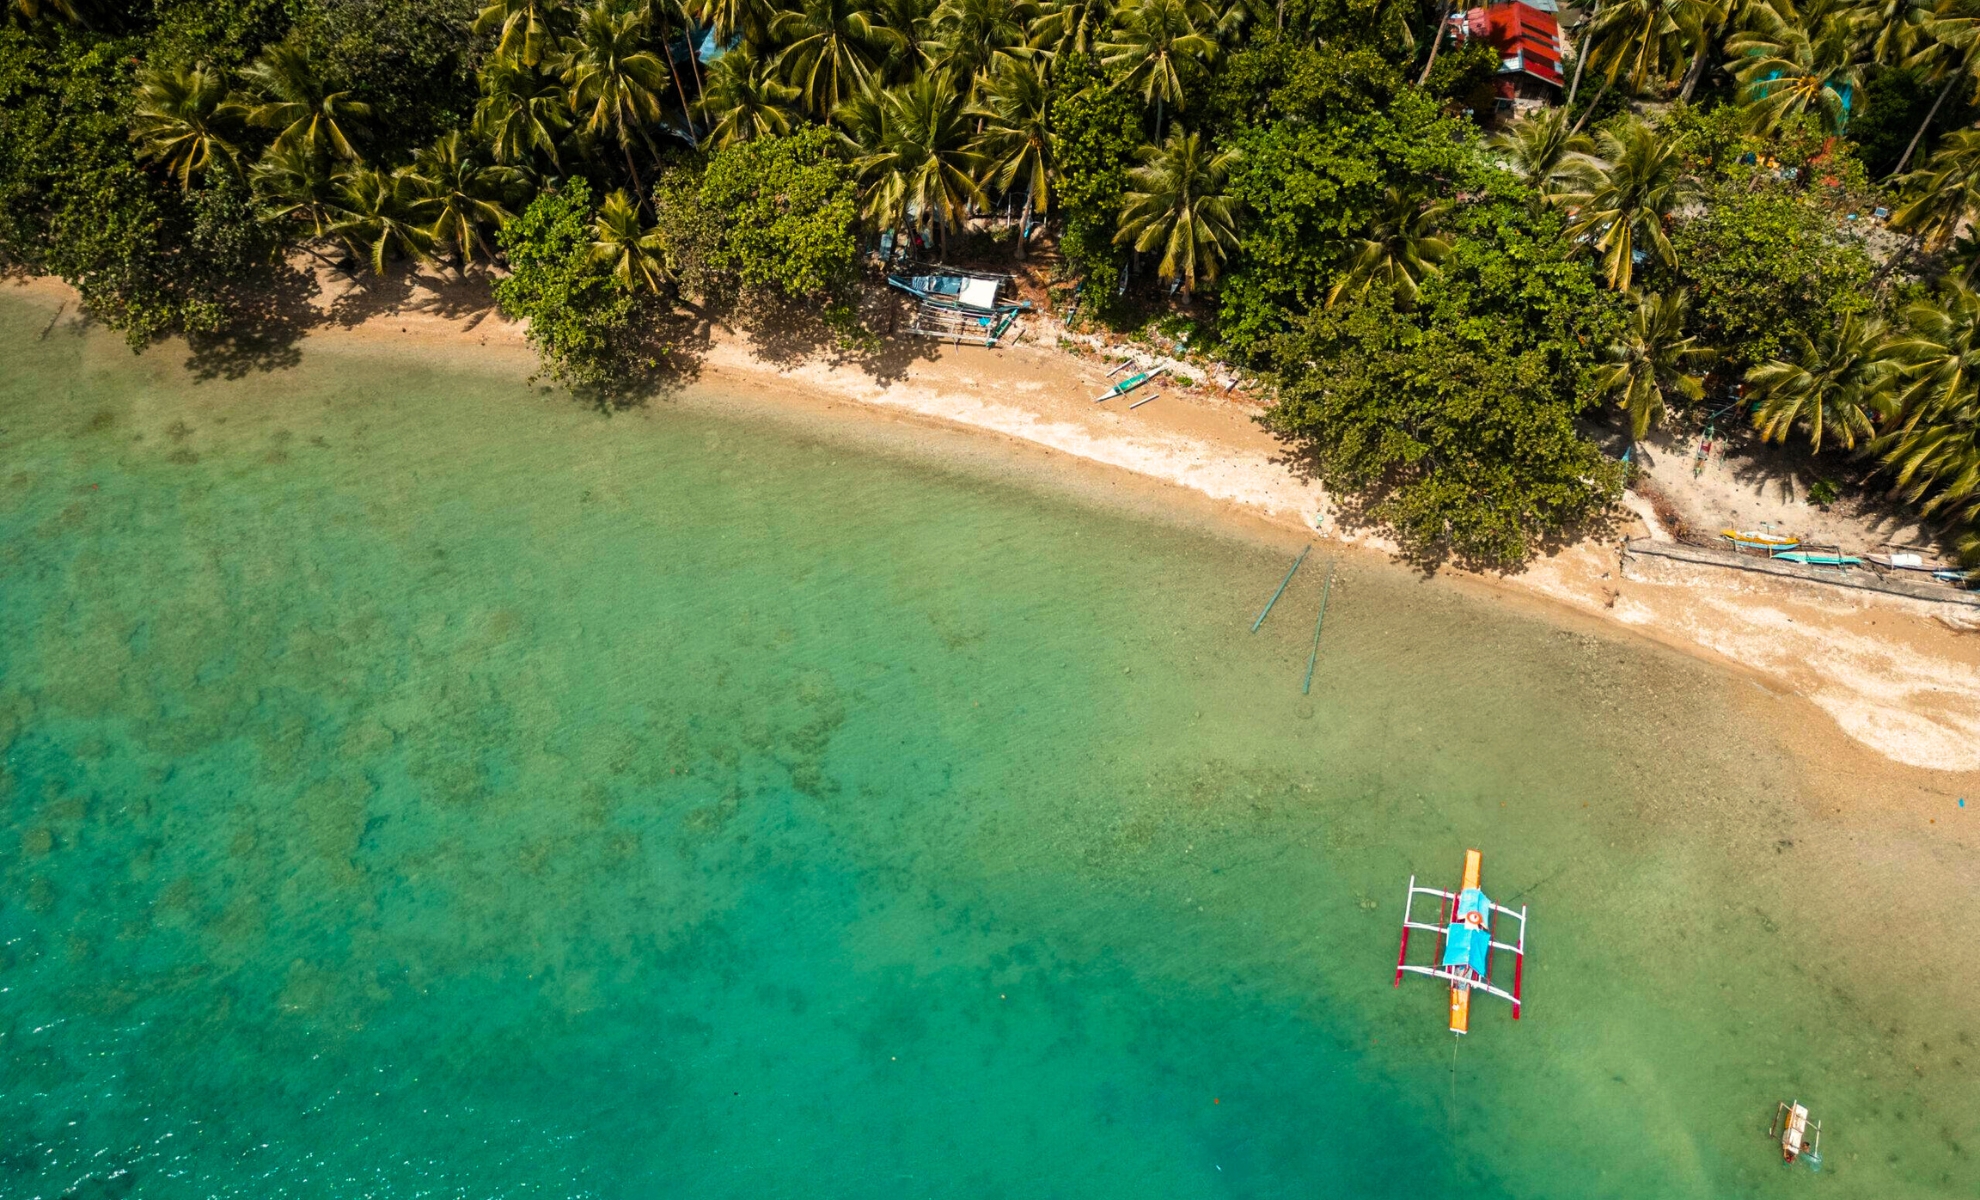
2,301,1973,1198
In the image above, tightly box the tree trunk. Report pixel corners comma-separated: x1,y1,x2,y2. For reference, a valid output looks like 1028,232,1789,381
1155,94,1165,142
1015,194,1031,261
1416,0,1455,88
1892,74,1959,179
1565,25,1590,107
661,17,701,147
1677,26,1713,102
1570,71,1613,135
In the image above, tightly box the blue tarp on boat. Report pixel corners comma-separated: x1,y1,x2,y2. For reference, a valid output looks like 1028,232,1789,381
1455,887,1492,925
1442,924,1490,975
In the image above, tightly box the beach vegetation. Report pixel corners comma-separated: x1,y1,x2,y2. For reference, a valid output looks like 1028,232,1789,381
7,0,1980,565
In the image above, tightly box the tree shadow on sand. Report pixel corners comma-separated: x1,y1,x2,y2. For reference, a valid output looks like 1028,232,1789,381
181,260,321,381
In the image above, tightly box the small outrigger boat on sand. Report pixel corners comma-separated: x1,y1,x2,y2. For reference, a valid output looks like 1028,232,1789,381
1770,1100,1823,1170
1722,527,1801,552
1393,849,1529,1034
1770,548,1863,568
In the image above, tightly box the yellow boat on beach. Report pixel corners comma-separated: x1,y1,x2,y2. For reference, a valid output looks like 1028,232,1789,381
1722,528,1801,552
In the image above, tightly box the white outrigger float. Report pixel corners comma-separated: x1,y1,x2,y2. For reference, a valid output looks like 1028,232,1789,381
1393,849,1529,1034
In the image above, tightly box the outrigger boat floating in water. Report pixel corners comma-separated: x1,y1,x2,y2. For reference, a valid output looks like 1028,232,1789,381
1770,1100,1823,1170
1393,849,1529,1034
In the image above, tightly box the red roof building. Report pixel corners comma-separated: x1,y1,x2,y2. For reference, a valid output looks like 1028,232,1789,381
1454,2,1568,99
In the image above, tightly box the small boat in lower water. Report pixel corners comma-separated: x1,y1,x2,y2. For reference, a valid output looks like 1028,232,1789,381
1770,1100,1823,1169
1723,528,1801,552
1393,849,1529,1034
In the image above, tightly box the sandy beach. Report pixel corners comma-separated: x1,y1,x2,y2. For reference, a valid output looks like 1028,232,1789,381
14,268,1980,775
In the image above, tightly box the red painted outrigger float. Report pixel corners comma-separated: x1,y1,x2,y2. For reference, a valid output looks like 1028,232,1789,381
1392,849,1529,1034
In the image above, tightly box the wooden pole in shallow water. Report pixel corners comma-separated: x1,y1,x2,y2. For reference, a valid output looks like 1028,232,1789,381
1302,562,1337,694
1251,545,1310,632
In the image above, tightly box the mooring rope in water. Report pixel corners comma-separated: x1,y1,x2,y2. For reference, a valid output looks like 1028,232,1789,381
1250,545,1310,632
1301,562,1336,694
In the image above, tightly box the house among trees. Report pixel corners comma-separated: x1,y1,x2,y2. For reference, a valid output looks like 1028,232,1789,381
1453,1,1568,122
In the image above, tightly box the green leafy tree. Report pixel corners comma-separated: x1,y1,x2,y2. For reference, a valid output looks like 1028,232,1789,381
1672,177,1879,368
1747,313,1893,450
1328,187,1449,307
239,40,370,160
1590,289,1714,440
1555,117,1686,290
1047,53,1142,293
591,185,672,290
1216,52,1467,357
1114,127,1238,295
697,46,800,148
494,177,643,391
699,124,862,296
131,63,242,189
1262,195,1626,569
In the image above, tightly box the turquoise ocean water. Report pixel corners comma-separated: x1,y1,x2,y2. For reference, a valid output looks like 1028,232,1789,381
2,300,1974,1198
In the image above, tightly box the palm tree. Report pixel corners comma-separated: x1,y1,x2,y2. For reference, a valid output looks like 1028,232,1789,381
772,0,900,119
925,0,1038,90
643,0,704,145
331,165,434,274
1879,285,1980,431
1328,187,1451,308
1571,0,1688,132
1672,0,1732,101
1114,128,1240,297
408,131,521,267
698,46,801,147
591,187,673,290
1031,0,1115,57
970,58,1053,256
476,53,572,169
131,63,242,189
1872,289,1980,526
693,0,777,43
558,2,672,192
1747,314,1894,450
1098,0,1217,140
1893,0,1980,176
1727,0,1871,134
1892,127,1980,261
853,74,987,256
1485,107,1594,198
251,140,340,238
238,42,371,161
5,0,87,24
1554,118,1686,291
1592,290,1714,440
475,0,562,66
